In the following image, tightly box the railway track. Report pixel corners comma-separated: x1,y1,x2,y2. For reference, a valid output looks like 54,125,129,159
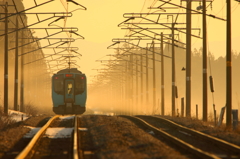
122,115,240,159
16,115,82,159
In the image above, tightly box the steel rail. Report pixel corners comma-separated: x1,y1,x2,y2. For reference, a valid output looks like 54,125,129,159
16,115,60,159
73,115,83,159
73,115,79,159
153,116,240,154
125,116,220,159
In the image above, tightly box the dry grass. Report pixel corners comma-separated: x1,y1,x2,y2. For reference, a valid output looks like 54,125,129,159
24,103,39,116
0,106,17,130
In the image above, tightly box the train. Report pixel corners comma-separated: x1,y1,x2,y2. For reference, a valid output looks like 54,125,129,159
51,68,87,115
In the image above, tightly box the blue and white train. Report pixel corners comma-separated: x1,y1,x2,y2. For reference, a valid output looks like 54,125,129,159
51,68,87,115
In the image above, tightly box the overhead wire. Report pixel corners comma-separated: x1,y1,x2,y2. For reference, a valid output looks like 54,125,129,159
231,2,239,13
124,0,156,42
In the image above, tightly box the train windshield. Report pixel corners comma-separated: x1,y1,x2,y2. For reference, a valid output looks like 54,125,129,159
53,74,64,95
75,75,86,94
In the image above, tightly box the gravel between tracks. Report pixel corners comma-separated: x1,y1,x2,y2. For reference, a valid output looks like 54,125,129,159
81,115,190,159
1,114,240,159
0,115,51,159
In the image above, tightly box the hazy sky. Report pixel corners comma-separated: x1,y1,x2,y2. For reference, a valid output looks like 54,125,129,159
22,0,240,83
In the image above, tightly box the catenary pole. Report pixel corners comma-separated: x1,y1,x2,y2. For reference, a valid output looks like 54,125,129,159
131,54,134,115
161,32,165,116
20,30,24,112
186,0,192,117
14,16,19,111
152,41,156,115
202,0,208,121
136,57,138,114
172,23,176,116
141,51,143,114
146,46,149,114
4,2,8,115
226,0,232,129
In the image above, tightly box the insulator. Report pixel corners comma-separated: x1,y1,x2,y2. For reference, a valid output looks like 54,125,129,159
209,76,214,92
175,86,178,98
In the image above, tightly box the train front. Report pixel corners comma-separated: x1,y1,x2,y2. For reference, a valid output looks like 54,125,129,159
51,69,87,115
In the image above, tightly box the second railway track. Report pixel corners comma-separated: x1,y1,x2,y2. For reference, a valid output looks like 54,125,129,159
122,115,240,159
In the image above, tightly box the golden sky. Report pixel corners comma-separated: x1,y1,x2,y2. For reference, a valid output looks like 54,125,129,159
22,0,240,82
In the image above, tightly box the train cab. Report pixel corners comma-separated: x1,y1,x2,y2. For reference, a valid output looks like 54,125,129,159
52,68,87,115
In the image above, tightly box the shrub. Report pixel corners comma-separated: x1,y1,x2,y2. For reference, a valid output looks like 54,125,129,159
24,103,38,116
0,106,16,130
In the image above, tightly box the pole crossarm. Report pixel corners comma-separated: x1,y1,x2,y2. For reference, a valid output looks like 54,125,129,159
111,39,171,58
112,54,159,68
42,47,79,50
0,12,72,25
156,0,226,21
111,33,186,48
23,49,68,65
19,44,78,57
23,13,71,30
120,16,201,39
70,50,82,56
9,38,75,51
2,12,73,16
0,0,55,21
99,66,146,77
9,1,83,53
0,27,78,36
101,53,154,70
1,27,81,59
96,60,128,62
122,27,200,30
1,1,60,56
125,27,186,48
18,40,67,56
20,37,76,41
9,28,80,55
123,12,200,18
67,0,87,10
46,60,77,62
93,68,124,71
